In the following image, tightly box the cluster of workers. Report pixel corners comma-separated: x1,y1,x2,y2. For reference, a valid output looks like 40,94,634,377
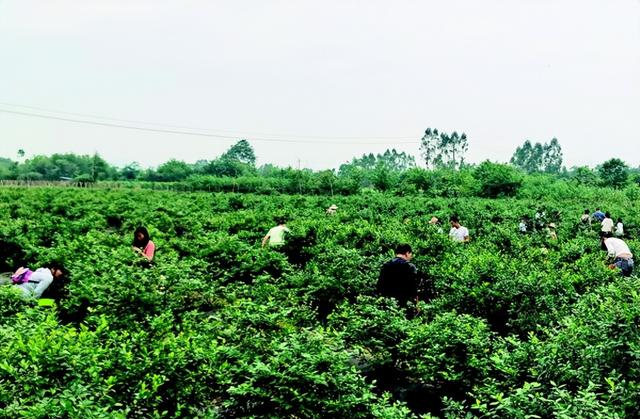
2,205,634,307
377,208,635,308
0,226,156,304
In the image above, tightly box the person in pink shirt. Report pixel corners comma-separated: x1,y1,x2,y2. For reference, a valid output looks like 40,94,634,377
132,226,155,262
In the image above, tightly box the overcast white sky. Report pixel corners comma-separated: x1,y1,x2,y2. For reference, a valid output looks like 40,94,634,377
0,0,639,170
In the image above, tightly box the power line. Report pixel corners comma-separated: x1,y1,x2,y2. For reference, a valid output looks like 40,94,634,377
0,108,419,145
0,101,418,141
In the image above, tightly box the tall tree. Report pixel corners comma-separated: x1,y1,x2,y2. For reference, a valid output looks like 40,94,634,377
222,139,256,166
420,128,468,169
542,138,563,173
599,158,629,189
510,138,563,173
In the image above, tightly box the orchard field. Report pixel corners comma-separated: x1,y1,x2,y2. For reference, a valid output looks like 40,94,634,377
1,185,640,418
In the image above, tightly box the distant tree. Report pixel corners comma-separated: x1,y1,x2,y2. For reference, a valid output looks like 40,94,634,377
341,149,415,173
377,149,416,171
0,157,17,180
222,139,256,166
420,128,468,169
17,149,25,159
120,162,142,180
206,158,252,177
473,161,523,198
599,158,629,189
192,159,210,175
156,159,193,181
542,138,563,173
318,170,338,195
510,139,563,173
570,166,598,185
371,162,397,192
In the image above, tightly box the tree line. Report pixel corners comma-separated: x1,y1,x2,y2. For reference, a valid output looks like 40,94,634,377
0,133,637,195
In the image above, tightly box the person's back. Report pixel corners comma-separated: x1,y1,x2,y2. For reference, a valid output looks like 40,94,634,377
615,219,624,237
603,236,634,276
263,222,290,247
601,214,614,233
377,244,418,306
16,267,54,299
593,209,605,222
377,258,418,306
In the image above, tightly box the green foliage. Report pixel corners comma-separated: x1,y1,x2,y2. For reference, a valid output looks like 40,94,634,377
599,158,629,189
2,187,640,417
473,161,523,198
511,138,563,173
420,128,468,170
221,139,256,166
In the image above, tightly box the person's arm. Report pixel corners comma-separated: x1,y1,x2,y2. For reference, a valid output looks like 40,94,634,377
31,270,53,299
12,266,27,277
143,242,155,261
261,234,270,248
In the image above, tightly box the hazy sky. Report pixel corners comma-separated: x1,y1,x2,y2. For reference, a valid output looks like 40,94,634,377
1,0,639,170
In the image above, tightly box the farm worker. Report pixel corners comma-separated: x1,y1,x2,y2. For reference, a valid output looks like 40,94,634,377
9,263,66,299
580,209,591,226
428,216,444,234
534,209,546,231
262,218,290,248
326,204,338,215
601,233,634,276
449,216,470,242
547,223,558,240
377,243,419,306
615,218,624,237
132,226,155,262
593,208,605,223
601,212,614,234
518,218,528,234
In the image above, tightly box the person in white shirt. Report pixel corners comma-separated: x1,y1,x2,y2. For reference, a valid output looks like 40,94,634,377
261,219,291,248
518,218,528,234
615,218,624,237
12,263,66,299
326,204,338,215
601,212,614,234
449,216,470,243
601,233,634,276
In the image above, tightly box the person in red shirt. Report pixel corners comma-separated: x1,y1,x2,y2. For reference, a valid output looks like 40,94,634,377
132,226,155,262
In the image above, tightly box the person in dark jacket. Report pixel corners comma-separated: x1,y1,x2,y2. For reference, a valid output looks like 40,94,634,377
377,244,419,306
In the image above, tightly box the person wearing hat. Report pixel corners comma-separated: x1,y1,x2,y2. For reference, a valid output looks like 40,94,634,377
428,216,444,234
326,204,338,215
547,223,558,240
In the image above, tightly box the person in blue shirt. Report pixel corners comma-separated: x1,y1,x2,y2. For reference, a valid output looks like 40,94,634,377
593,208,606,222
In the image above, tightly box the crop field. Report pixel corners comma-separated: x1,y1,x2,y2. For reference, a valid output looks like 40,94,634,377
1,186,640,418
